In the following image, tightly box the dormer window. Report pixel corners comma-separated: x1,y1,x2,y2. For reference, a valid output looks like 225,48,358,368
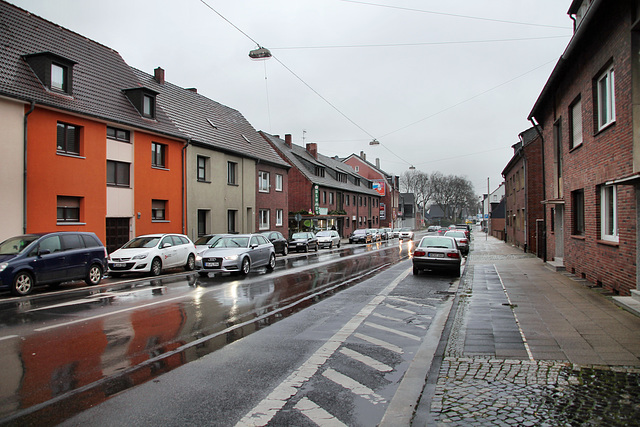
123,87,159,119
315,166,325,177
23,52,76,95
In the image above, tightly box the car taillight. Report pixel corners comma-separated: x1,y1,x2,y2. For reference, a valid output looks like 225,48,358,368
447,252,460,258
460,239,468,244
414,250,426,257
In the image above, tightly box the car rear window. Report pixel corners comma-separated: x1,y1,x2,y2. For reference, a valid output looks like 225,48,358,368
419,238,454,249
82,234,101,248
61,234,85,250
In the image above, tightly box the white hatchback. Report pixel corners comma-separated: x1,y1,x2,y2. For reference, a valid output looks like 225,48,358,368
316,230,341,249
108,234,197,277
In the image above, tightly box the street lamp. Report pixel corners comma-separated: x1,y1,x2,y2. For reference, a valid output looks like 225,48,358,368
249,46,272,60
369,139,380,146
409,165,416,170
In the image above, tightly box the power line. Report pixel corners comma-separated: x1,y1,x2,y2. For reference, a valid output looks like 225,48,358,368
338,0,571,29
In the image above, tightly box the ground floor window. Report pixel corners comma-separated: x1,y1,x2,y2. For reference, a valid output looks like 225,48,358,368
276,209,283,226
572,189,584,235
259,209,270,230
228,210,237,233
600,184,618,242
198,209,209,236
152,199,166,221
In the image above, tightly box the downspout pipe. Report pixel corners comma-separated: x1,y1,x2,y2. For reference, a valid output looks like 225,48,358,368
23,101,35,234
529,117,546,262
181,138,190,236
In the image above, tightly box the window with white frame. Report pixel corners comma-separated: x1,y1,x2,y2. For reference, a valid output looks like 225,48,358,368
601,185,618,242
275,174,283,191
569,97,582,149
259,209,270,230
259,171,270,192
276,209,283,226
596,66,615,130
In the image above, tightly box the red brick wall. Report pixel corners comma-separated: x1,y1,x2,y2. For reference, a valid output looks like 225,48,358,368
534,2,636,295
255,164,289,233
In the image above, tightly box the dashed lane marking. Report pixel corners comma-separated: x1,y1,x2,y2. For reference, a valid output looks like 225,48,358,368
353,333,403,354
294,397,347,427
382,303,416,315
339,347,393,372
364,321,421,341
322,368,386,405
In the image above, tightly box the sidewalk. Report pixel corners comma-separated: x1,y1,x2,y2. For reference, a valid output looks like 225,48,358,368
417,232,640,425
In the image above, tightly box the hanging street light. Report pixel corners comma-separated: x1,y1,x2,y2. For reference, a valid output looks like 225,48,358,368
249,46,272,60
409,165,416,170
369,139,380,146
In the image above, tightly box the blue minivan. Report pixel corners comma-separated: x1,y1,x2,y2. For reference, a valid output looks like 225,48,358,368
0,232,108,296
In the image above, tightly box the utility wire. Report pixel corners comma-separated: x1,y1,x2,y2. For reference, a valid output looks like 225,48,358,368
338,0,571,29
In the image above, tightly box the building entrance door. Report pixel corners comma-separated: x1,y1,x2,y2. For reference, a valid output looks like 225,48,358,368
106,218,130,254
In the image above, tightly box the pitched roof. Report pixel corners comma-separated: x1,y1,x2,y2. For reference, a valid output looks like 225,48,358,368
261,132,380,196
132,69,289,168
342,153,393,179
0,0,181,137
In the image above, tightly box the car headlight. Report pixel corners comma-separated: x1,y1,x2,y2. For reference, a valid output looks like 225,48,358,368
0,262,7,272
132,253,149,260
196,254,203,262
224,255,239,261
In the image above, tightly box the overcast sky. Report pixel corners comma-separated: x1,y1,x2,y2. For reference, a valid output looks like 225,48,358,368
10,0,573,196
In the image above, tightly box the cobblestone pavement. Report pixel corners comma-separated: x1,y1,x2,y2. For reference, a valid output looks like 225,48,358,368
425,234,640,426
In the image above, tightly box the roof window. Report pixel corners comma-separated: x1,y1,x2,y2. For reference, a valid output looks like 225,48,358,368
23,52,76,95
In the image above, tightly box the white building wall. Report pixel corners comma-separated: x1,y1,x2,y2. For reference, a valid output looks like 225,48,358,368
0,99,25,241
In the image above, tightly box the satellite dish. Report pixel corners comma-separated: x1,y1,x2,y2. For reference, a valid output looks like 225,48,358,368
249,47,272,60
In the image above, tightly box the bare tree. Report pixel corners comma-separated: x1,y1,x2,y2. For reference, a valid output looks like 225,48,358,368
400,170,434,213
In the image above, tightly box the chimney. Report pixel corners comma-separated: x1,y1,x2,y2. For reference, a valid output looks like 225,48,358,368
306,143,318,159
360,151,366,161
375,158,380,169
285,134,293,148
154,67,165,84
186,88,198,93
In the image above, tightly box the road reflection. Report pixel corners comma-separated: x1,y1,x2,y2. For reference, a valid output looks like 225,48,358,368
0,243,412,425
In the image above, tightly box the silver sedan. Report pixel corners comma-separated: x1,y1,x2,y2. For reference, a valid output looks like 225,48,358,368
196,234,275,276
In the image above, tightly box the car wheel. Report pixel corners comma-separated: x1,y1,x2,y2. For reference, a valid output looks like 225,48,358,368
283,245,288,256
85,264,103,286
240,257,250,276
337,241,341,248
12,271,33,296
150,258,162,276
413,266,420,275
266,253,276,271
329,242,333,249
314,243,319,251
185,254,196,271
304,244,308,253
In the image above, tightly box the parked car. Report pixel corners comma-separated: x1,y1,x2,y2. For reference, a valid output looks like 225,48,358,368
412,235,461,276
399,227,415,240
391,228,402,238
453,224,471,239
194,234,224,253
377,228,389,240
349,229,372,244
0,232,108,296
196,234,275,276
108,234,197,277
368,229,382,242
427,226,439,232
261,231,289,256
316,230,341,249
288,232,319,252
444,230,469,256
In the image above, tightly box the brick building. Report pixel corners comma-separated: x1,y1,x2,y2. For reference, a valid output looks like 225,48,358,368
261,133,381,238
502,127,544,256
528,0,639,297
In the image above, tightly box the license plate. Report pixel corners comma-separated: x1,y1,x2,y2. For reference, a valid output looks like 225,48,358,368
113,263,127,268
428,253,445,258
205,262,220,268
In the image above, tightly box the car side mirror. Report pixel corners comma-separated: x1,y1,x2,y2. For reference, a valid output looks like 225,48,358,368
38,249,51,256
250,244,258,249
162,242,172,248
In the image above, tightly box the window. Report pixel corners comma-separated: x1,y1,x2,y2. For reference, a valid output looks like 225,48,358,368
152,143,166,168
259,209,270,230
23,52,75,95
57,196,81,223
107,160,130,187
259,171,270,192
329,192,334,205
197,209,209,236
569,97,582,149
596,66,615,130
315,166,325,177
346,195,350,206
143,95,155,118
228,210,237,233
197,156,209,182
572,189,585,236
355,166,359,173
228,162,238,185
354,178,360,186
337,172,347,183
152,200,166,221
276,209,283,226
601,185,618,242
51,63,66,92
275,174,283,191
107,126,130,142
56,122,80,155
322,191,327,204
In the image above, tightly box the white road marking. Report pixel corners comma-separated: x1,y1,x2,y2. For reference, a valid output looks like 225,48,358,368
295,397,347,427
339,347,392,372
387,296,439,306
382,303,415,315
371,312,404,323
322,368,386,405
26,288,166,312
0,335,19,342
353,333,403,354
235,267,411,427
364,322,421,341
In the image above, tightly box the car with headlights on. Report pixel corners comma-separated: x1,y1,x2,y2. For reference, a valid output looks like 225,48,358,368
444,230,469,256
399,227,415,240
368,229,382,242
412,235,461,276
316,230,341,249
196,234,275,276
108,234,196,277
0,232,107,296
261,231,289,256
288,232,319,252
349,229,372,244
